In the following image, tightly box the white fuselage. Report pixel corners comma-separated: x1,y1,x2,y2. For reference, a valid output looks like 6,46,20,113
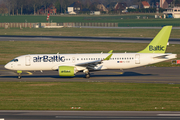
5,53,177,72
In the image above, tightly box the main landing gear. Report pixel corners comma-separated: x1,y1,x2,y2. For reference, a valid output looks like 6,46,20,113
85,72,90,78
83,69,90,78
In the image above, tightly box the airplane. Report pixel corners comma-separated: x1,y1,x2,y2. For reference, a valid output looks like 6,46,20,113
4,26,177,79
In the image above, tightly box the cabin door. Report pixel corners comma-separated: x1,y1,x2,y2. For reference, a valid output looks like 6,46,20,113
25,56,31,66
135,54,140,64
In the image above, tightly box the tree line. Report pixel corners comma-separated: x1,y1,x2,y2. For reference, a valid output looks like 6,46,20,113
1,0,180,15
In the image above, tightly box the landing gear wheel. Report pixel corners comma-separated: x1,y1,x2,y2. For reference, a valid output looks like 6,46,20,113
85,73,90,78
18,74,21,79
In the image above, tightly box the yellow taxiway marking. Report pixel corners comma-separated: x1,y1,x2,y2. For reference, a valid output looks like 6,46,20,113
26,72,33,75
114,72,124,74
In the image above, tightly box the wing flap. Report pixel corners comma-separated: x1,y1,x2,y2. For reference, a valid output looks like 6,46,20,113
75,60,102,67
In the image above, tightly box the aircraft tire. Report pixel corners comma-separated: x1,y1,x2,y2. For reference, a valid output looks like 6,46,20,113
85,73,90,78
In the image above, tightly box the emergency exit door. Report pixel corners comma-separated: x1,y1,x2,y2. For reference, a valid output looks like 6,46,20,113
72,57,76,63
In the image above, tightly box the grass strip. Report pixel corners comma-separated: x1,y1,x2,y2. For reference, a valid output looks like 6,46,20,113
0,82,180,111
1,28,180,38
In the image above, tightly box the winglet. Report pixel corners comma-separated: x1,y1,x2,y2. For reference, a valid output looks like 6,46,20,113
104,53,113,60
108,50,113,53
138,26,172,53
104,50,113,61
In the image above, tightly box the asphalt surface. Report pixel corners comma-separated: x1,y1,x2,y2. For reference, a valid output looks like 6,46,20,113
0,110,180,120
0,35,180,44
1,35,180,120
0,65,180,83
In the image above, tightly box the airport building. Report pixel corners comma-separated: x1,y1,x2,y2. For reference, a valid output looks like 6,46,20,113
163,7,180,18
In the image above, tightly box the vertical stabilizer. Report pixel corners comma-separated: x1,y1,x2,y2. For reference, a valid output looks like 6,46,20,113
138,26,172,53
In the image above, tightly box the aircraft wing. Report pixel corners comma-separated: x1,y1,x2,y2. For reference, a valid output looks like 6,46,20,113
75,60,102,68
51,50,113,71
75,51,113,70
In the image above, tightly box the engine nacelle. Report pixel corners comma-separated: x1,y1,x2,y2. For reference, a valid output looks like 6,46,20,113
58,66,77,76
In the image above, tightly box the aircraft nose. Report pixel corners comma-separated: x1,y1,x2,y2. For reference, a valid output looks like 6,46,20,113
4,63,10,70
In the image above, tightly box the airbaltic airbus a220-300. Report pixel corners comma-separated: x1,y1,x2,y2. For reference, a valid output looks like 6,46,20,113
4,26,177,79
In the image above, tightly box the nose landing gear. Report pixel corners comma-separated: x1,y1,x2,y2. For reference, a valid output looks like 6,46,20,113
18,74,21,79
17,70,22,79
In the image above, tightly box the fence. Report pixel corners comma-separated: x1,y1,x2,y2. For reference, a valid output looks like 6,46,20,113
0,22,118,28
74,23,118,27
57,23,118,27
0,23,36,28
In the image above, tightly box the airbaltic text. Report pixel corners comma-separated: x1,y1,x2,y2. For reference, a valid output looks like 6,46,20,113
149,45,164,51
33,55,65,62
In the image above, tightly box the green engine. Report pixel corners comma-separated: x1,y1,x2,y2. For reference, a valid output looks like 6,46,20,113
58,66,76,76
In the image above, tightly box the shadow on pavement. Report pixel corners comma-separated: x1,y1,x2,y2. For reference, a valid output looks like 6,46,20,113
0,71,154,79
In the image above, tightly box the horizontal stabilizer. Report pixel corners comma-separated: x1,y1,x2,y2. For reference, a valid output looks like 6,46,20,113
153,55,168,59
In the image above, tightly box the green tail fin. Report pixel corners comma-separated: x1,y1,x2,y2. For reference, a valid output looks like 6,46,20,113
138,26,172,53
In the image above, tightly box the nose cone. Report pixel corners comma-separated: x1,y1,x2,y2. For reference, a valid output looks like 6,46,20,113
4,63,11,70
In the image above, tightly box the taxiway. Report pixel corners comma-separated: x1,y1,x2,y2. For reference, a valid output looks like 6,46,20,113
0,35,180,44
0,110,180,120
0,65,180,84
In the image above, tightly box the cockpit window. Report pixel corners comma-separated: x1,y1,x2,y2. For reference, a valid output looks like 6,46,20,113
10,59,18,62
